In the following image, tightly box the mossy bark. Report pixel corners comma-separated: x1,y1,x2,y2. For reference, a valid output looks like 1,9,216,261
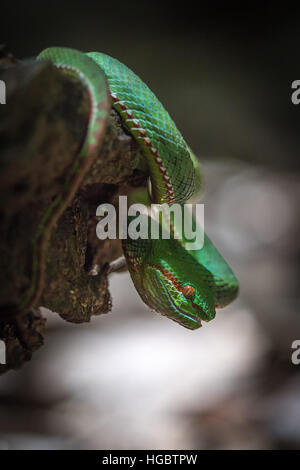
0,47,146,373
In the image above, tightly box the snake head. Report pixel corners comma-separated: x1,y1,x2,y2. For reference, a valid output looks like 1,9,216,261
139,248,216,330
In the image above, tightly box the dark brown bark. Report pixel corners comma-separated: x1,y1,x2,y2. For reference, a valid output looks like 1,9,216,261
0,47,146,373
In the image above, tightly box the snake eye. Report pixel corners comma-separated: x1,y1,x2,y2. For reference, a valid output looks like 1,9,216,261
182,284,196,300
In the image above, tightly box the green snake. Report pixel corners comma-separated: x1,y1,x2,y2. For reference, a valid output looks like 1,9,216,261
20,47,238,330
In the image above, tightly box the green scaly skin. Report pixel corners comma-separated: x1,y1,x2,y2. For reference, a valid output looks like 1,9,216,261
86,51,238,329
22,47,238,330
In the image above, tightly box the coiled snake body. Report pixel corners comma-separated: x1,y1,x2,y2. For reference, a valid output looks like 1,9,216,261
23,47,238,330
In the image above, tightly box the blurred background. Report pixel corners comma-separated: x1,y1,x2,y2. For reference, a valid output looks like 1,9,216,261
1,1,300,449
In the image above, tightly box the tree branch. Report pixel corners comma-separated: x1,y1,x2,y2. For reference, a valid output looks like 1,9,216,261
0,47,146,373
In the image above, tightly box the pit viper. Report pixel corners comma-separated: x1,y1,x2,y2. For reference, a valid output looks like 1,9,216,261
22,47,238,330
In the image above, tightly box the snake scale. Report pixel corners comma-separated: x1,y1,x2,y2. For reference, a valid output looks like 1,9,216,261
20,47,238,330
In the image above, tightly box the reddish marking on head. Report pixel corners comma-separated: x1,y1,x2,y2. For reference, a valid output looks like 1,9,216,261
151,265,198,304
151,264,181,291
